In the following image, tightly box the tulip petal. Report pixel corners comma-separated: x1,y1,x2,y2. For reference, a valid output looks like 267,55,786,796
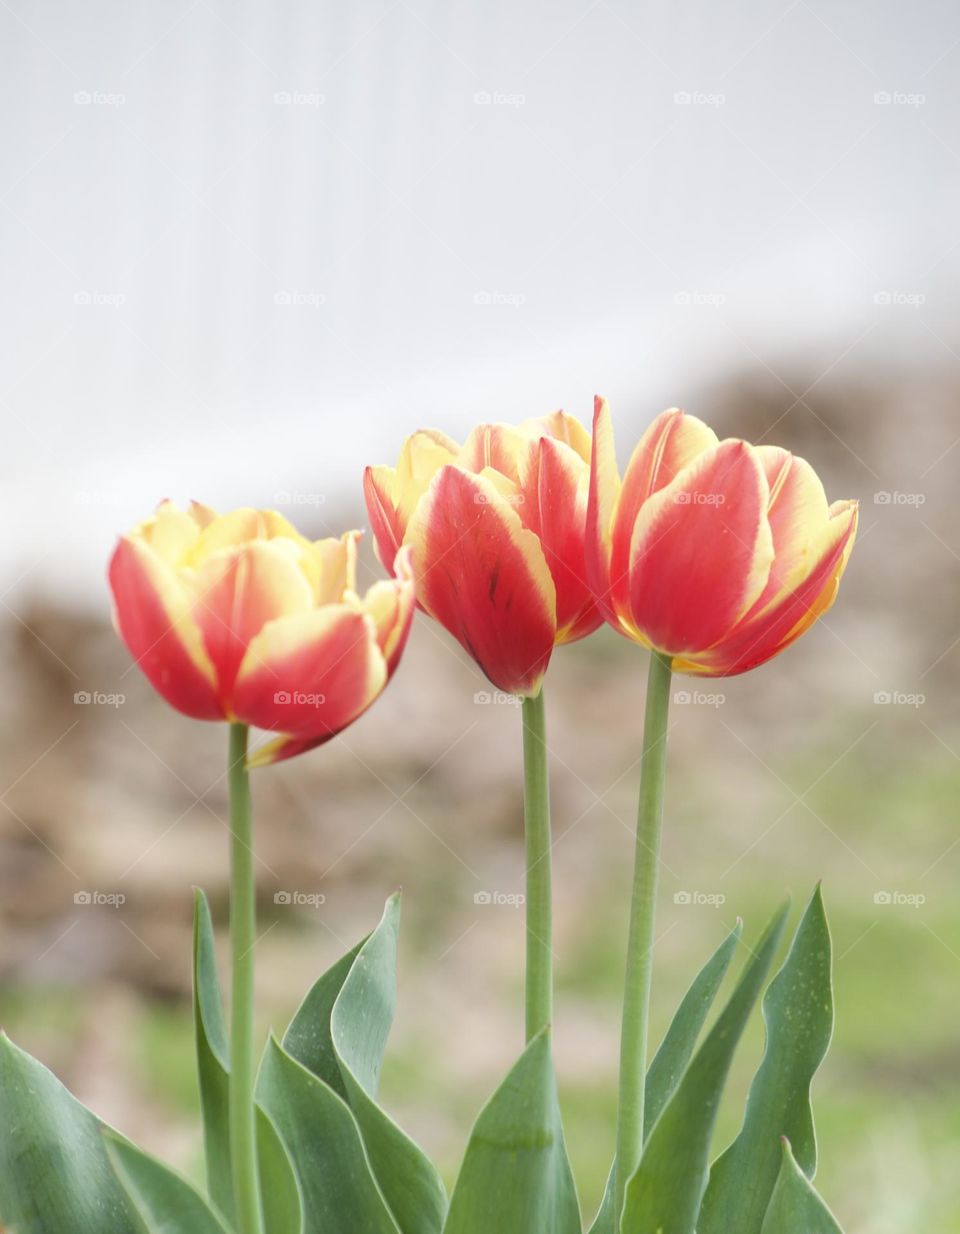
192,542,315,704
235,606,387,758
522,410,592,463
109,538,222,720
521,437,600,643
364,465,406,569
609,409,718,620
458,423,534,485
406,466,557,695
190,508,306,563
626,441,775,654
747,446,830,616
310,530,361,605
136,501,206,567
678,500,858,676
585,396,622,618
360,546,416,675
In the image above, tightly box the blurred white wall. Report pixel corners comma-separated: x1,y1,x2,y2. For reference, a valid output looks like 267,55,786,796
2,0,958,603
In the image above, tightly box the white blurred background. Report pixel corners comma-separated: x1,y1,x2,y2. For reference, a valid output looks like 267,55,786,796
3,0,959,601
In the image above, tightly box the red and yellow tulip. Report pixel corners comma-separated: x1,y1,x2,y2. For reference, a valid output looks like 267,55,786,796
364,412,602,696
109,502,414,764
587,398,858,675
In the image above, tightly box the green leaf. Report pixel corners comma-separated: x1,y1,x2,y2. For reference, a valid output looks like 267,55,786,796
284,893,447,1234
104,1134,231,1233
443,1028,580,1234
0,1032,138,1233
759,1140,844,1234
257,1035,402,1234
193,889,233,1222
193,888,303,1233
644,918,743,1137
586,921,743,1234
621,901,789,1234
698,887,833,1234
257,1104,304,1234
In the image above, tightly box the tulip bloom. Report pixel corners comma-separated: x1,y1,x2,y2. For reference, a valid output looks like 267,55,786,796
109,502,414,764
364,412,602,695
587,398,858,675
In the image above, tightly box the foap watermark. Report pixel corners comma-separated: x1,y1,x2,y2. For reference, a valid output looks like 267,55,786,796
273,489,326,508
674,90,725,108
74,490,123,507
873,690,925,708
274,290,325,307
274,90,325,108
674,890,726,907
474,890,525,907
74,290,126,308
274,890,326,907
474,90,526,108
474,290,526,308
474,689,522,707
873,890,926,907
873,290,925,307
673,689,725,708
673,489,725,506
873,90,925,108
874,490,925,506
674,290,727,307
74,690,125,707
274,690,326,707
473,489,524,506
74,90,125,108
75,890,126,907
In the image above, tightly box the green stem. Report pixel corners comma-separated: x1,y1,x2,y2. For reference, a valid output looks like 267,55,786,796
522,690,553,1043
227,723,263,1234
613,651,673,1218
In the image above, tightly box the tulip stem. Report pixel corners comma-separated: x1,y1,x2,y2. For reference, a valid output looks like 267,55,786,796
522,689,553,1043
227,723,263,1234
613,651,673,1219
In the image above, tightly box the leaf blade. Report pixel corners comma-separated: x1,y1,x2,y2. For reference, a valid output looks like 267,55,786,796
621,901,790,1234
759,1140,845,1234
698,887,834,1234
443,1029,581,1234
105,1134,232,1233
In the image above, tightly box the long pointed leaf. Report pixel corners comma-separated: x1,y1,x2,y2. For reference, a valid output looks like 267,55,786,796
621,901,789,1234
105,1134,231,1233
587,920,743,1234
699,887,833,1234
283,893,446,1234
760,1140,844,1234
443,1028,580,1234
0,1032,138,1233
257,1035,402,1234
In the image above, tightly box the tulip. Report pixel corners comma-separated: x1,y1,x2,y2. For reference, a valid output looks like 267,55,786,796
366,411,600,1045
588,396,858,1218
587,398,858,675
364,411,602,697
109,501,415,766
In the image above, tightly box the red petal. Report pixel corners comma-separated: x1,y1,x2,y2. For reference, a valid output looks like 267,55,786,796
626,441,774,654
406,466,557,695
234,606,387,746
109,538,223,720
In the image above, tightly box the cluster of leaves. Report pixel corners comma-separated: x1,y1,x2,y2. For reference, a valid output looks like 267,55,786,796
0,888,844,1232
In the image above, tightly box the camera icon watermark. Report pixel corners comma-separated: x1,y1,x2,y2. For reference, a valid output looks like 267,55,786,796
74,690,125,707
873,690,925,708
674,890,726,907
873,490,925,506
473,890,525,907
873,890,925,907
473,690,521,707
274,890,326,907
74,890,126,907
273,690,326,706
